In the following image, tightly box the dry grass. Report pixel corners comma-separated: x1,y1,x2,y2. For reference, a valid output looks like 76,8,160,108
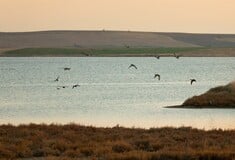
183,81,235,107
0,124,234,160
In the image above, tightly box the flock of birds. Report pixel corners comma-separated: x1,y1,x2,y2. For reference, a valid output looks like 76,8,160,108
54,67,80,90
128,63,196,85
129,53,196,85
129,63,161,80
54,53,197,90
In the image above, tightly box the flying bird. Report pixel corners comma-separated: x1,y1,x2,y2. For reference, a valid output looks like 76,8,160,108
155,55,160,59
128,64,137,69
56,86,68,90
54,76,60,82
81,52,90,57
72,84,80,89
190,79,196,85
154,74,160,80
64,67,71,71
174,53,180,59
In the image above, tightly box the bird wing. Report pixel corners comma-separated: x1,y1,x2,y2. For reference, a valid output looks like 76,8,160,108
190,79,196,84
129,64,137,69
154,74,160,80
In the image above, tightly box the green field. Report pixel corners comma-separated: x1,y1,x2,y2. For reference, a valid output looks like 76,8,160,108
2,47,205,57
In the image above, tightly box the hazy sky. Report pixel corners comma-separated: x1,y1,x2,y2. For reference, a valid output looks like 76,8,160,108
0,0,235,33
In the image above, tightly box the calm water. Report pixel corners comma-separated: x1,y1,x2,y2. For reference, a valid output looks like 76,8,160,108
0,57,235,129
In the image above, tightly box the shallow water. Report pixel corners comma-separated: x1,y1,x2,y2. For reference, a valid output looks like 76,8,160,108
0,57,234,129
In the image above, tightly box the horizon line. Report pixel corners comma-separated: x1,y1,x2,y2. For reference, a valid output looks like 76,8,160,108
0,29,235,35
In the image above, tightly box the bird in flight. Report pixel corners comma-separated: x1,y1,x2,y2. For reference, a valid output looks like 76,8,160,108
174,53,180,59
155,55,160,59
72,84,80,89
64,67,71,71
56,86,68,90
154,74,160,80
128,64,137,69
190,79,196,85
54,76,60,82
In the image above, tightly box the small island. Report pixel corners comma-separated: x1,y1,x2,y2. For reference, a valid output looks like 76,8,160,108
167,81,235,108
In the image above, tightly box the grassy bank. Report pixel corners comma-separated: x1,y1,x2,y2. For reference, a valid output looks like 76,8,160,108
182,81,235,108
1,47,205,57
0,124,234,160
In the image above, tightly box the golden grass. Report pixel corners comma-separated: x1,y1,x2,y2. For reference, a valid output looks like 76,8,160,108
0,124,234,159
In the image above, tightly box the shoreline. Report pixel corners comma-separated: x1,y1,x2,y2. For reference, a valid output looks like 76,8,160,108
165,105,235,109
1,47,235,57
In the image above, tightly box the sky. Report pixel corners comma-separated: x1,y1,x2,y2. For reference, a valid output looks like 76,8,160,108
0,0,235,33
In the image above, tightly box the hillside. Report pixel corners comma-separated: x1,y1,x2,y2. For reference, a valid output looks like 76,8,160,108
1,31,235,49
1,31,235,56
0,31,200,49
162,32,235,47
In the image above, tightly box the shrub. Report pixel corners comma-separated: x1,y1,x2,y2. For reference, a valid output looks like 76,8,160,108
112,141,132,153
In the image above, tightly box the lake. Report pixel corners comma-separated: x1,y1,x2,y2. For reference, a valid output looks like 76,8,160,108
0,57,234,129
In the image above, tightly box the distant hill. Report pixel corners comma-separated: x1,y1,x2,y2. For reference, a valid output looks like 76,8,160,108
162,32,235,47
1,30,235,49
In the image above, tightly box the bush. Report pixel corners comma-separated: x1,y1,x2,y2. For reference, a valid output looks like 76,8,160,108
112,142,132,153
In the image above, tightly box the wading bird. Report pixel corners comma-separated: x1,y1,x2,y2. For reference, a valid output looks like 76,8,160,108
128,64,137,69
154,74,160,80
190,79,196,85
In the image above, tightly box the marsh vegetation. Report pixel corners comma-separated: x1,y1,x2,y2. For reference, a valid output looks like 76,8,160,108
0,124,234,160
